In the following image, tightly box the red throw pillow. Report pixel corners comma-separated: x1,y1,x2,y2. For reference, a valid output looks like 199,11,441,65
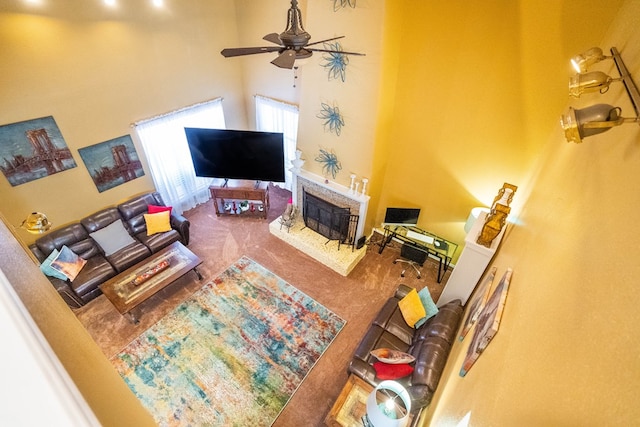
148,204,172,215
373,362,414,380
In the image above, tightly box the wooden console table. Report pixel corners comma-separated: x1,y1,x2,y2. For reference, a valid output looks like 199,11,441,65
325,375,373,427
326,375,416,427
209,180,270,219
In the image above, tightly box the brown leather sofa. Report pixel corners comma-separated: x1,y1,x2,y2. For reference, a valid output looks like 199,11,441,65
348,284,462,412
29,192,190,309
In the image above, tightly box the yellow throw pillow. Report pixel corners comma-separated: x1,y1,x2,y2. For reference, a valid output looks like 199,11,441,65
398,288,427,327
144,211,172,236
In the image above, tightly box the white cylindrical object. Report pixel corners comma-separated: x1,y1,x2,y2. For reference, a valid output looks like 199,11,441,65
349,174,356,193
361,178,368,196
366,380,411,427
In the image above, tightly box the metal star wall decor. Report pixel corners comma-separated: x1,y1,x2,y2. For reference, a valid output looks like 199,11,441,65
332,0,356,11
315,148,342,179
321,41,349,82
317,102,345,136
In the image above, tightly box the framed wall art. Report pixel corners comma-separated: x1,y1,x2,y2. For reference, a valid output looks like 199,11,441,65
460,267,512,377
459,266,497,341
78,135,144,193
0,116,76,186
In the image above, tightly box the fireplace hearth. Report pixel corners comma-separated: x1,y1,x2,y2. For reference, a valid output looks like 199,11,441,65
268,168,370,275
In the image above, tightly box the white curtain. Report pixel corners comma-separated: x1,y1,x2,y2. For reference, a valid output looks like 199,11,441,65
134,98,226,215
255,95,299,191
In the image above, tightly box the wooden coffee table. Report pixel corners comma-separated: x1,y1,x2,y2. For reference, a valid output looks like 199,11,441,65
99,242,202,323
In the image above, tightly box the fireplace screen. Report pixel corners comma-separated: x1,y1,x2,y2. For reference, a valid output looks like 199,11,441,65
303,190,358,249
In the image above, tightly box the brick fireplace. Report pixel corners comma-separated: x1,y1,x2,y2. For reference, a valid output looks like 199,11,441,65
292,169,369,242
268,169,370,276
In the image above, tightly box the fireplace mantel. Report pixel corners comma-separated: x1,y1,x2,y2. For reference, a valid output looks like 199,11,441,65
292,169,369,242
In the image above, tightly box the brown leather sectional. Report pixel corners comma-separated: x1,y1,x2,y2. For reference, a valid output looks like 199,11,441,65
29,192,190,309
348,285,463,412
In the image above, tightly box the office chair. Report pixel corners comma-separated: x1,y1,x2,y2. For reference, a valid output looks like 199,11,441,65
393,243,427,279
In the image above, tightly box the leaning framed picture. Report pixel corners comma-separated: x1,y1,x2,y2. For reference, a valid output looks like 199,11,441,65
458,266,497,341
460,268,512,377
78,135,144,193
0,116,77,186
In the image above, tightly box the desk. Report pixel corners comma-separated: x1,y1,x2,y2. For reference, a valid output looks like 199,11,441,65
378,225,457,283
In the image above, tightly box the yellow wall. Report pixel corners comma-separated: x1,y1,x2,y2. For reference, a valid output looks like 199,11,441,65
0,1,248,245
424,1,640,425
2,0,640,425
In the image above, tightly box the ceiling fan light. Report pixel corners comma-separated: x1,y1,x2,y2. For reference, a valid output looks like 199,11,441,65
220,0,363,69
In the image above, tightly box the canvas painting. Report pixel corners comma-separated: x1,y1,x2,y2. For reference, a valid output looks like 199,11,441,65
459,266,497,341
78,135,144,193
0,116,76,186
460,268,512,377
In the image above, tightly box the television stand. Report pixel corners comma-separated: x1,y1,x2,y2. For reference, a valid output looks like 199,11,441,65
209,180,270,219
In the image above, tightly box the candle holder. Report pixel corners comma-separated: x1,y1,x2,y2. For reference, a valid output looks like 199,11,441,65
361,178,368,196
349,174,357,193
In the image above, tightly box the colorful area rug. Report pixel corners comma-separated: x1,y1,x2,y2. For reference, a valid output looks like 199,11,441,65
111,256,345,426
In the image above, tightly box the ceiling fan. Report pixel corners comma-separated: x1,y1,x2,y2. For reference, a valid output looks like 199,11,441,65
220,0,365,69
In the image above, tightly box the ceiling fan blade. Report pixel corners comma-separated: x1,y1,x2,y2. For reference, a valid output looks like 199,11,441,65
263,33,283,45
306,36,345,47
220,46,281,58
308,47,366,56
270,50,297,69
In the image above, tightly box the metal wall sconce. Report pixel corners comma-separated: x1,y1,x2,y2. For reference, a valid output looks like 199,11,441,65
569,71,621,98
561,47,640,143
570,47,611,73
20,212,52,234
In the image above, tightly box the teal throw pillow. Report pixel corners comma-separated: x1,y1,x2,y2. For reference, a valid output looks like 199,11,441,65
414,287,439,328
40,249,68,281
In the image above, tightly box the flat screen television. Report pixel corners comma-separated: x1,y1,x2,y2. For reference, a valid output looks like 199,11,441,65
383,207,421,226
184,128,285,183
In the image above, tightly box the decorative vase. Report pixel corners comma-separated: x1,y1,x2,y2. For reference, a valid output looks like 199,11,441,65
491,183,518,210
291,149,305,172
476,204,510,247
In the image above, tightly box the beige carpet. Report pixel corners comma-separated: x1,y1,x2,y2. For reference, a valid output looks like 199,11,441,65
74,183,451,426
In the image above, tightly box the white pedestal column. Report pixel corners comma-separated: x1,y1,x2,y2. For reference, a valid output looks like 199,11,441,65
437,211,506,306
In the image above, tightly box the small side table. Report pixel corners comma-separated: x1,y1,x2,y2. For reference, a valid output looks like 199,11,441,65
325,375,373,427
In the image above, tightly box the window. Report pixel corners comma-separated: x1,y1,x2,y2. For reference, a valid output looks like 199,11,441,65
255,95,299,190
134,98,225,215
